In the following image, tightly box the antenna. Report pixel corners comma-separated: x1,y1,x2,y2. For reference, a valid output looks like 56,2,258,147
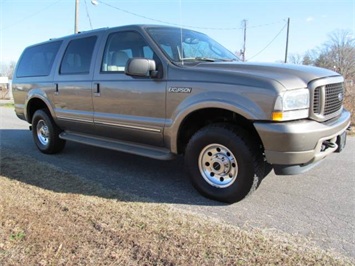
241,19,247,62
179,0,184,65
284,18,290,63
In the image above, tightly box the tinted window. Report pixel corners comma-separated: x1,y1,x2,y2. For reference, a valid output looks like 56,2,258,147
60,36,97,75
16,41,62,77
101,31,154,72
148,28,238,62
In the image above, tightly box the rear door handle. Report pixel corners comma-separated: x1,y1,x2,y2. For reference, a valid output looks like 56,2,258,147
55,83,59,95
94,83,100,97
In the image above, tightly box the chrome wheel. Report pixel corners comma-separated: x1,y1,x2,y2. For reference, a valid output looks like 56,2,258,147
32,110,65,154
36,119,49,146
198,144,238,188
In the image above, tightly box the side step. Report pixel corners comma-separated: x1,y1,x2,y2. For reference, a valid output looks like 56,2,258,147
59,132,175,160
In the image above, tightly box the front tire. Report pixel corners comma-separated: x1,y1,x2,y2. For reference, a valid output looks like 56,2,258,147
32,109,66,154
185,124,267,203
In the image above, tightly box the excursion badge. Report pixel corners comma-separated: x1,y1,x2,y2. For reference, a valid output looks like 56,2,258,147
168,87,192,93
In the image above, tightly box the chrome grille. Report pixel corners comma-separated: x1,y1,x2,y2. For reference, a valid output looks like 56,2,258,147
324,83,343,115
313,87,321,114
312,82,344,121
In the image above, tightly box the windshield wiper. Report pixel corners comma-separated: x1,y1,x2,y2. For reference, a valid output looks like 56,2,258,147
220,58,238,62
181,57,216,62
180,57,238,63
182,57,239,62
194,57,216,62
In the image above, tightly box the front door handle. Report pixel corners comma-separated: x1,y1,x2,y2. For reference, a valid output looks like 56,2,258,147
94,83,100,97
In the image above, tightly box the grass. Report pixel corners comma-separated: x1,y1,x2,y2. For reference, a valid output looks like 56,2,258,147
0,102,14,108
0,148,354,266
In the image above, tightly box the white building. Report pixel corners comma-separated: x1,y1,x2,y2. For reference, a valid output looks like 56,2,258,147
0,76,12,99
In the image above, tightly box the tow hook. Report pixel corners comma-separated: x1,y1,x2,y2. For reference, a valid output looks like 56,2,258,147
322,140,336,151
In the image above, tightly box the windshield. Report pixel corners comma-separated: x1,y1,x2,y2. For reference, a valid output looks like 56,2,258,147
147,28,239,63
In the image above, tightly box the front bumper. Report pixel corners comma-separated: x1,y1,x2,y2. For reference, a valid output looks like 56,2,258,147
254,109,351,175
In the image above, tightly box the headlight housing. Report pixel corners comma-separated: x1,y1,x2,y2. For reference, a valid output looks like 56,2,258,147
272,89,310,121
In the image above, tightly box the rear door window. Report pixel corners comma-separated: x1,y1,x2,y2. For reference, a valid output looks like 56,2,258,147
16,41,62,77
60,36,97,75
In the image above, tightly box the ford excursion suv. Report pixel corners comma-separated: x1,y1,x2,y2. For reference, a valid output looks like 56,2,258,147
12,25,350,203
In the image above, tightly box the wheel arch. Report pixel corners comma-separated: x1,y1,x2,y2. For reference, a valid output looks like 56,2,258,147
25,96,53,123
175,107,263,155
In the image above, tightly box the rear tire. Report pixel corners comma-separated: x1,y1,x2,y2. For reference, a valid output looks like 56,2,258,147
32,109,66,154
185,124,268,203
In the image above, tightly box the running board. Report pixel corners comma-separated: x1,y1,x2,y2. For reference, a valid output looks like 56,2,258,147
59,132,175,160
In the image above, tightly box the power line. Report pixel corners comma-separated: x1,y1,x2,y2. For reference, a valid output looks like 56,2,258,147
99,0,232,30
0,0,63,31
97,0,284,31
247,20,286,29
97,0,289,61
84,0,94,30
246,21,288,61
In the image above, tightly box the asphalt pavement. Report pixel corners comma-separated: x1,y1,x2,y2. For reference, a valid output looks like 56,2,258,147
1,106,354,258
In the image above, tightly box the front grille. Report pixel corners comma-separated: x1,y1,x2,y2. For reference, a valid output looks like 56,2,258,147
312,82,344,121
324,83,343,115
313,87,321,114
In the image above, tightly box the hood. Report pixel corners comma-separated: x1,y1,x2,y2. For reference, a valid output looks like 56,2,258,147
194,62,340,90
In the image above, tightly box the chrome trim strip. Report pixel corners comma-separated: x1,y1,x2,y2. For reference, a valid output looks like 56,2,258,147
57,116,93,123
95,120,161,133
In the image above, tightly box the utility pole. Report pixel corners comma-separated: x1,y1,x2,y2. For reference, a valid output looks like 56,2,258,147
284,17,290,63
75,0,79,33
241,19,247,62
74,0,98,33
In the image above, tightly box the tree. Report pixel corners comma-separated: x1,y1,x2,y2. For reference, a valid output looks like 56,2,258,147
303,29,355,79
327,30,355,79
288,53,303,64
301,50,315,65
0,61,16,79
298,29,355,127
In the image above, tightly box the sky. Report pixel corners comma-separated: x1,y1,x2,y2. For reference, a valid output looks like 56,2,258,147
0,0,354,64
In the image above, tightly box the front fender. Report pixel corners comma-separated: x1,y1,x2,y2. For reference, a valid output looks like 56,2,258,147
164,90,274,153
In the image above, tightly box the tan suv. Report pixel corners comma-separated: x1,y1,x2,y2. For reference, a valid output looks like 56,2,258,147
12,25,350,203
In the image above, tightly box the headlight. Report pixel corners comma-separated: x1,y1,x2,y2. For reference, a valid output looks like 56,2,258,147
272,89,309,121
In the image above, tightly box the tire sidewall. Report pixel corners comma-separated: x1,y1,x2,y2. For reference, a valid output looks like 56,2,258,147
32,110,61,154
185,126,256,203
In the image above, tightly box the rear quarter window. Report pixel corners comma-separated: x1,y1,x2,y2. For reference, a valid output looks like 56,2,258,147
16,41,62,77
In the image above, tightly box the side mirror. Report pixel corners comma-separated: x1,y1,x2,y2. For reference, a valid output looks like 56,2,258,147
125,58,158,78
